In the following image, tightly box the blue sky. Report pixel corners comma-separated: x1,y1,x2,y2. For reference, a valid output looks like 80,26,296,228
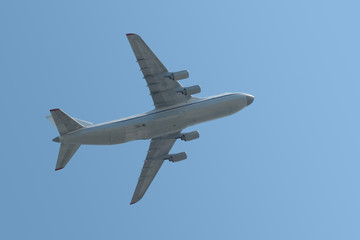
1,0,360,239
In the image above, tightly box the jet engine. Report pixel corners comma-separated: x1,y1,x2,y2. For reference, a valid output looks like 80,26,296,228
179,131,200,141
179,85,201,96
168,152,187,162
162,70,189,81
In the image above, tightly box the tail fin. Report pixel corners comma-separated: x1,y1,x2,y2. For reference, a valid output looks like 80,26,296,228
49,109,83,171
50,109,84,135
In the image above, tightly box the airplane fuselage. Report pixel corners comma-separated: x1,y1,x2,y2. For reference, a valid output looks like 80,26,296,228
58,93,251,145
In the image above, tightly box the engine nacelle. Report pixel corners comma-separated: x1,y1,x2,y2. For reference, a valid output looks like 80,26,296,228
179,85,201,96
168,152,187,162
163,70,189,81
180,131,200,141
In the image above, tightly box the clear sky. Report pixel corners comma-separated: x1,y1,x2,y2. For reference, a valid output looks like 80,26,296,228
1,0,360,239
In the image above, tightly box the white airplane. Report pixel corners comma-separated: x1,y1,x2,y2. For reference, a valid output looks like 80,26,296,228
47,33,254,204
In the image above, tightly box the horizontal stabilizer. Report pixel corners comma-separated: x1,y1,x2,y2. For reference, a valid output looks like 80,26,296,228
55,143,80,171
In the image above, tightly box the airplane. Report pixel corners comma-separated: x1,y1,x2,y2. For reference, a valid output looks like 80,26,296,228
47,33,254,205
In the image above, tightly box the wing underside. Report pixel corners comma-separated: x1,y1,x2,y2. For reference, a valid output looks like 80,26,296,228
126,34,191,108
130,132,179,204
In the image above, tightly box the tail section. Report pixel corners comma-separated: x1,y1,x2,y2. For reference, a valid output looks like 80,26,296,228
49,109,84,171
46,115,94,128
50,109,84,135
55,143,81,171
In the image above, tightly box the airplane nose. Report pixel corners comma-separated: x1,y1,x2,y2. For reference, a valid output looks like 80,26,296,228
246,95,254,106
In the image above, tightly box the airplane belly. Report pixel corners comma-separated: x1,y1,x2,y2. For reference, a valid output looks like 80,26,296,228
134,95,247,139
62,123,135,145
137,110,187,139
109,123,137,144
62,127,112,145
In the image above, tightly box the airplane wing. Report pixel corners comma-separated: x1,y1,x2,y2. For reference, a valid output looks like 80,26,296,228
126,33,191,108
130,132,179,204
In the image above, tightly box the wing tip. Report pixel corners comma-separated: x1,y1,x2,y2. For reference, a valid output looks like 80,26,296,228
55,167,64,171
50,108,60,112
126,33,139,38
130,201,137,205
